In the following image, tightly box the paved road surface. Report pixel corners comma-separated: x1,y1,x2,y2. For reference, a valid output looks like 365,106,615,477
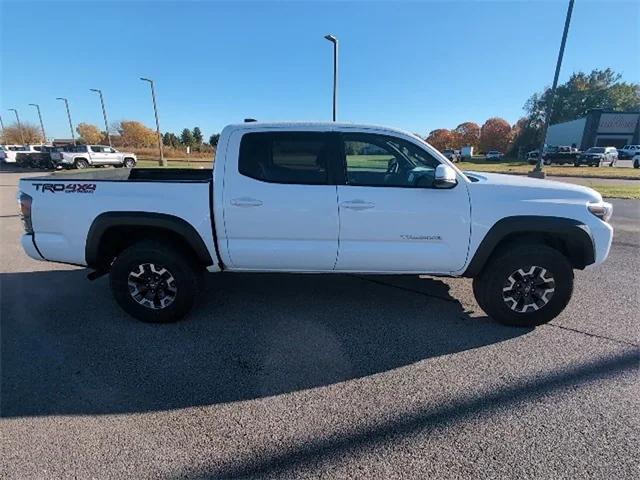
1,171,638,479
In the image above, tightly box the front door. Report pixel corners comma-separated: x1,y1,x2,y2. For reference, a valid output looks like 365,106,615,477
89,145,108,164
335,132,471,273
222,131,340,271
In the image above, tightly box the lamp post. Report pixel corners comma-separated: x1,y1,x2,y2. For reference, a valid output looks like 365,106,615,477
90,89,112,147
56,97,76,146
0,113,5,131
140,77,165,166
324,34,338,122
8,109,26,144
29,103,47,144
530,0,575,179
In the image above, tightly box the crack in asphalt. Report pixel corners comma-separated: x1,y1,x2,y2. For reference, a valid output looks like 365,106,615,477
355,275,639,348
546,322,639,348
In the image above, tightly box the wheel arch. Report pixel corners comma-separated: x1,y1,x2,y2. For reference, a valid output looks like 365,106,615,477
463,216,595,277
86,212,213,269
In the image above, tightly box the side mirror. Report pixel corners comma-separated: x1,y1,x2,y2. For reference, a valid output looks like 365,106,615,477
434,164,458,189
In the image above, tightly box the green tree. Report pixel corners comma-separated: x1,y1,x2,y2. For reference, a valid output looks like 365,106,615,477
525,68,640,125
192,127,203,144
180,128,194,146
208,133,220,146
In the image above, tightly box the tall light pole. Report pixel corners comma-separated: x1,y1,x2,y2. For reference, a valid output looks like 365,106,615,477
56,97,76,145
90,88,112,147
8,108,26,144
0,113,5,131
29,103,47,144
140,77,165,166
530,0,575,178
324,34,338,122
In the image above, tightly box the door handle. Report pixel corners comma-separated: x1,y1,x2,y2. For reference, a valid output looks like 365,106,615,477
340,200,375,210
231,197,263,207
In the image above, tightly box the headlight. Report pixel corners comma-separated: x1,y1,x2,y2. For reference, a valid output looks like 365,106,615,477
588,202,613,223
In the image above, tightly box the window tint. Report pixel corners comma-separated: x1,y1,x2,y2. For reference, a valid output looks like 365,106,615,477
90,146,103,153
75,145,88,153
343,133,439,188
239,132,330,184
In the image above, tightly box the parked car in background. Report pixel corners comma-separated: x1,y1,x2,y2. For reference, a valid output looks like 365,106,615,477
574,147,618,167
540,145,581,165
485,151,503,160
18,121,613,328
0,145,42,163
617,145,640,160
51,145,137,169
442,149,460,162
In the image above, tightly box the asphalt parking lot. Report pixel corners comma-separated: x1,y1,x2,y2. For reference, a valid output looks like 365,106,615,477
1,170,638,479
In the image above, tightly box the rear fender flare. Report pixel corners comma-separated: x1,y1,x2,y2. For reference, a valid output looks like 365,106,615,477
85,212,213,268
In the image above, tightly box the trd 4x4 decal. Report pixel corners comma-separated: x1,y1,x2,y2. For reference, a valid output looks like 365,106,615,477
33,183,96,193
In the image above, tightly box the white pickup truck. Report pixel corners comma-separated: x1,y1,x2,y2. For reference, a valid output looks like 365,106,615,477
50,144,137,169
18,122,613,327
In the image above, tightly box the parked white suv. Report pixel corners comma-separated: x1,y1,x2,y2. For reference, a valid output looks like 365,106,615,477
18,122,613,328
51,145,137,169
618,145,640,160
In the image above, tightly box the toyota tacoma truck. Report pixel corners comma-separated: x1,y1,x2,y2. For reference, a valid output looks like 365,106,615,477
18,122,613,327
50,144,137,169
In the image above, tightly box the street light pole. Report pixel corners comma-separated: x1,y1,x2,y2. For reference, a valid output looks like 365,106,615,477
324,34,338,122
0,113,5,131
140,77,166,166
56,97,76,146
8,108,26,144
530,0,575,178
90,89,112,147
29,103,47,144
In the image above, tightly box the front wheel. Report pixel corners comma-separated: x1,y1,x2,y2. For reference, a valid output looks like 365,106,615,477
634,159,639,169
472,245,573,327
123,157,136,168
110,240,200,323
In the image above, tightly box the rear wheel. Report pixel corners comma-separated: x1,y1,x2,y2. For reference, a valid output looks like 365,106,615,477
109,240,201,323
74,158,89,169
472,245,573,327
634,159,639,169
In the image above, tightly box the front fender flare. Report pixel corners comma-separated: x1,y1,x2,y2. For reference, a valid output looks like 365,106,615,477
462,216,595,277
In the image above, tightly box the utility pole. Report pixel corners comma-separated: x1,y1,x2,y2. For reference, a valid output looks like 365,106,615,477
140,77,166,166
8,108,26,144
324,34,338,122
29,104,47,144
90,89,112,146
56,97,76,145
530,0,575,179
0,113,5,131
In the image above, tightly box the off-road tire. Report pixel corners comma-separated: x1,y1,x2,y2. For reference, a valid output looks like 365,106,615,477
110,240,201,323
473,244,573,327
74,158,89,169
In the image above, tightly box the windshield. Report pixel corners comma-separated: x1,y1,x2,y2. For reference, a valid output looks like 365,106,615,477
587,147,605,153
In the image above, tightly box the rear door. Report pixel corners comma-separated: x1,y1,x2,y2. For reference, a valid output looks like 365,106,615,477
221,130,340,271
334,132,471,273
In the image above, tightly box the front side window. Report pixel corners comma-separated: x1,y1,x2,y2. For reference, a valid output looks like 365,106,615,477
239,132,330,185
343,133,439,188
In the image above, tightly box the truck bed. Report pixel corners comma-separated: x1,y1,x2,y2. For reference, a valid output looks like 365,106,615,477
29,168,212,183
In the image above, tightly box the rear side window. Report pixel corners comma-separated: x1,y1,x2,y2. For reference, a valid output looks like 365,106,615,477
239,132,331,184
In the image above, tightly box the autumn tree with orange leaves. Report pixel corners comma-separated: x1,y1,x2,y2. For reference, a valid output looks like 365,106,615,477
425,129,456,151
479,118,512,153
